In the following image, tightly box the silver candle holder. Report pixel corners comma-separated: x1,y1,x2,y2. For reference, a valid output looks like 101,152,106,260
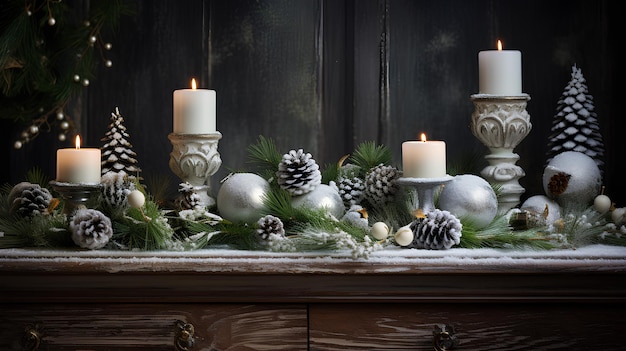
49,181,102,215
396,175,453,213
168,132,222,208
470,94,532,214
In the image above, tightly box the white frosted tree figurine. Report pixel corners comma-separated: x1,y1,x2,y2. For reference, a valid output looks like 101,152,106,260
546,64,604,173
101,107,142,177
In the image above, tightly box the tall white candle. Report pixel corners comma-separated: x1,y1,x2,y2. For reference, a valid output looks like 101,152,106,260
56,135,101,184
402,133,446,178
478,40,522,95
173,78,216,134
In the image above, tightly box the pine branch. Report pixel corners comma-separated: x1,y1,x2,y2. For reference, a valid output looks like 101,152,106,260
349,141,393,174
247,135,283,175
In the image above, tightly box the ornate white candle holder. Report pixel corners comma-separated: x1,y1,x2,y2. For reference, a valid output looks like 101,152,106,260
396,175,453,213
168,132,222,208
470,94,532,214
49,181,102,215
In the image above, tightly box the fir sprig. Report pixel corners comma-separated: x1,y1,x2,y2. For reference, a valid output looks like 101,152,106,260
112,199,173,250
458,215,553,250
349,141,393,173
247,135,283,178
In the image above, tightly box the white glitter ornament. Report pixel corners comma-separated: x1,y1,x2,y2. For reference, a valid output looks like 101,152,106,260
520,195,561,226
371,222,390,240
612,208,626,226
217,173,270,224
292,183,345,219
438,174,497,229
542,151,601,207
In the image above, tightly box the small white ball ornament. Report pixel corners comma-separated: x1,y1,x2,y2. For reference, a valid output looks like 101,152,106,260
13,141,22,149
594,194,611,213
105,60,113,67
394,225,414,246
291,184,345,219
612,208,626,226
543,151,601,207
217,173,271,224
438,174,497,229
127,190,146,209
48,17,56,26
57,133,66,142
371,222,390,240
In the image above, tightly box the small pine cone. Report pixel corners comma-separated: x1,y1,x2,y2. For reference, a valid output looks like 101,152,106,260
8,182,53,217
176,182,201,210
101,171,135,208
408,209,462,250
277,149,321,196
70,208,114,249
336,176,365,209
256,215,285,240
364,164,400,208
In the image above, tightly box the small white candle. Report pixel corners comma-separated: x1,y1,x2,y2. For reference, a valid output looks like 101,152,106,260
56,135,101,184
478,40,522,95
402,133,446,178
173,78,216,134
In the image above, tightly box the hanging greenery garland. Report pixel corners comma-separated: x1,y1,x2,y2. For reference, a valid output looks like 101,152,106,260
0,0,133,147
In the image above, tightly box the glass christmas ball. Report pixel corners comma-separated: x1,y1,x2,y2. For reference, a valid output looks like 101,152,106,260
438,174,497,229
217,173,270,224
291,184,345,219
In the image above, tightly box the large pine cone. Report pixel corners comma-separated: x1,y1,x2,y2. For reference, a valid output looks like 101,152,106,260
364,164,400,208
8,182,52,217
276,149,321,196
408,209,462,250
70,208,114,249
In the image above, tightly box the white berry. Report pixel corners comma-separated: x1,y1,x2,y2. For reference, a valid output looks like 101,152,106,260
127,190,145,209
612,208,626,226
394,225,414,246
371,222,390,240
593,194,611,213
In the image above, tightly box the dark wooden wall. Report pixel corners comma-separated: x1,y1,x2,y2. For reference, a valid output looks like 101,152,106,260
2,0,623,206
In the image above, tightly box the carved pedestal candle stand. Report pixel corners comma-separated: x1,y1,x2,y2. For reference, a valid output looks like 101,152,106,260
168,132,222,208
470,94,532,214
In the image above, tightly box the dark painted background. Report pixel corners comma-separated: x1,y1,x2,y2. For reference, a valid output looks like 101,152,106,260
2,0,623,206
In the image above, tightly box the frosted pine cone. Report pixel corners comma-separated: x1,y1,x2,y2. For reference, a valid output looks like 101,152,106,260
276,149,321,195
257,215,285,240
364,164,400,208
101,171,135,208
176,182,201,210
70,208,114,249
407,209,462,250
8,182,53,217
336,176,365,209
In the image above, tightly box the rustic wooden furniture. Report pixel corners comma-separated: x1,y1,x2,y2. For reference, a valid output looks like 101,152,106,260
1,247,626,350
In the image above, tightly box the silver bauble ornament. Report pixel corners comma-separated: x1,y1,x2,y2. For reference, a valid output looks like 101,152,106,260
291,184,345,219
217,173,270,224
542,151,601,207
520,195,561,226
438,174,497,229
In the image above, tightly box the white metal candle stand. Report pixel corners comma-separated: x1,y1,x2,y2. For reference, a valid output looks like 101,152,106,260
396,175,454,213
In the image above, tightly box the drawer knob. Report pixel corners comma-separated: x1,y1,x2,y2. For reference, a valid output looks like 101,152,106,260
22,324,42,351
174,320,195,351
433,324,458,351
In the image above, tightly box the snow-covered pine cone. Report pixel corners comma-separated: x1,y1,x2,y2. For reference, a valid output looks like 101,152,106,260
336,175,365,209
70,208,114,249
176,182,201,210
276,149,321,196
101,171,135,208
256,215,285,240
364,164,400,208
408,209,462,250
8,182,53,217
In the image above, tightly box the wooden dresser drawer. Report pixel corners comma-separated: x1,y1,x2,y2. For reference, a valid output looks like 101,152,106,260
309,303,626,350
0,303,308,350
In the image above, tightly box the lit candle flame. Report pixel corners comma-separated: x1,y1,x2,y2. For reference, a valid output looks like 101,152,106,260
420,133,427,142
497,39,503,51
75,135,81,149
191,78,197,90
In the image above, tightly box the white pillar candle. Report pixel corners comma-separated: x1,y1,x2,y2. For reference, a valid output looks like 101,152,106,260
478,40,522,95
173,78,216,134
402,133,446,178
56,135,101,184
